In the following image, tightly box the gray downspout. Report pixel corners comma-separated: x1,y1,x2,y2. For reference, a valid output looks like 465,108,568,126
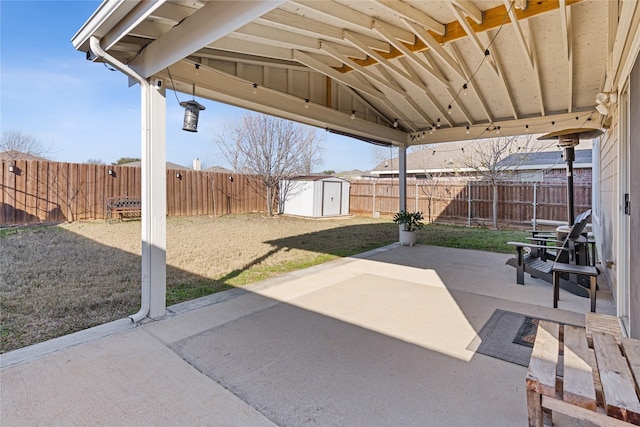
89,36,150,323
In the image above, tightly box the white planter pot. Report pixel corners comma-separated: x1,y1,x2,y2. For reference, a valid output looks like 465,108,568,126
399,230,417,246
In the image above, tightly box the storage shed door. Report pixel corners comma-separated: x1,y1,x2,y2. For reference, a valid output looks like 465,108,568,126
322,181,342,216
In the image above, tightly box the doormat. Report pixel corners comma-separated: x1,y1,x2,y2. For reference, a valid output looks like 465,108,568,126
513,317,539,348
468,309,541,367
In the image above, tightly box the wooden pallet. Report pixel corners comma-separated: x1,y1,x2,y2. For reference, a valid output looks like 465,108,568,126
526,319,640,426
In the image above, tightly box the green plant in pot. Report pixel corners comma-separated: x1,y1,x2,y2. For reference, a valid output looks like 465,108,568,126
393,210,424,246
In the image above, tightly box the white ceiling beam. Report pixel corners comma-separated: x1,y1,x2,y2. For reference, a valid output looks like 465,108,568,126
343,85,415,132
148,2,200,25
321,41,406,96
128,1,285,78
403,18,466,81
477,32,518,119
258,9,392,53
372,21,450,87
376,0,445,36
290,0,416,44
232,22,322,51
559,0,570,61
163,61,406,144
374,65,437,127
447,0,483,24
503,0,533,69
522,20,546,115
446,3,498,74
447,43,493,123
207,38,297,63
407,110,597,146
559,0,574,112
293,49,385,100
344,31,428,91
128,20,173,40
101,1,168,48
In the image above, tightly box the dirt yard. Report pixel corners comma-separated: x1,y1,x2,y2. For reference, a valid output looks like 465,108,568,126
0,214,396,353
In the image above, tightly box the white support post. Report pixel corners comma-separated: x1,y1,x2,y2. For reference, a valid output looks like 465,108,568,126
141,79,167,319
468,181,472,227
399,145,407,211
532,182,538,230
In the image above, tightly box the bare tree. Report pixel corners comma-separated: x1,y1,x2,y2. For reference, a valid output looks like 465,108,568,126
0,130,48,159
215,113,323,216
413,146,455,223
462,134,550,229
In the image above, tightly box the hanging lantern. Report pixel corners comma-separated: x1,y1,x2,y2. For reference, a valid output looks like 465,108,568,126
180,99,206,132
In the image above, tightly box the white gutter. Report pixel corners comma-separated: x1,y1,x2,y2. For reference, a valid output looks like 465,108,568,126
89,36,150,324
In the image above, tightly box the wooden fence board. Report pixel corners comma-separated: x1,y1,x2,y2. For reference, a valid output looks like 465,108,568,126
350,179,591,227
0,161,269,225
1,161,590,227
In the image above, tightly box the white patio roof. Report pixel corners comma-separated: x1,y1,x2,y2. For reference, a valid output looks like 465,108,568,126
72,0,615,147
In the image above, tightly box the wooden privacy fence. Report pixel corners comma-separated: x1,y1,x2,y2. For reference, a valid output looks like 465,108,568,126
1,160,267,225
349,178,591,228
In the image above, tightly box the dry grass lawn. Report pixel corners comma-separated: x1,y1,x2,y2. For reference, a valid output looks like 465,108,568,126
0,214,397,353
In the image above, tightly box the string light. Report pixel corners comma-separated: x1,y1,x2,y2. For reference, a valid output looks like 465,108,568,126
447,105,453,115
304,99,310,108
462,84,468,96
351,110,356,119
393,119,398,128
466,126,470,134
252,83,258,94
437,118,441,127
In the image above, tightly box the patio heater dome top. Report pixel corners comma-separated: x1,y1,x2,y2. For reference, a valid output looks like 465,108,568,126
537,127,604,147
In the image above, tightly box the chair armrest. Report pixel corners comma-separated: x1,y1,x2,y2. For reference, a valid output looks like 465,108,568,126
507,242,565,251
525,237,562,244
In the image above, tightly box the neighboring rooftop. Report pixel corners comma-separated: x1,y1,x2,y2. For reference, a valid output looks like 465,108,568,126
0,150,47,161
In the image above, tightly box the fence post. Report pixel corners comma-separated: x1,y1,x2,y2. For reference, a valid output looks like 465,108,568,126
532,181,538,230
467,180,471,227
372,180,376,217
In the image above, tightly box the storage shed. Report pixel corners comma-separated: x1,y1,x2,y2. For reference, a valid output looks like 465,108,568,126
279,176,350,217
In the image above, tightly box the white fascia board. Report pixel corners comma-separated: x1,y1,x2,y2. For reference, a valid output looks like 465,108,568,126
72,0,139,51
129,1,286,78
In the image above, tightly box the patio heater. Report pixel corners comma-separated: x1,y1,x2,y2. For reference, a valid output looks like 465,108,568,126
538,128,603,225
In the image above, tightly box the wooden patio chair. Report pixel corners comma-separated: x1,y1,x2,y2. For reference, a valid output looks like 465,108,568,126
506,209,595,298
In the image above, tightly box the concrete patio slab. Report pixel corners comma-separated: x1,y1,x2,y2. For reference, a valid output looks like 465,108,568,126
1,243,614,426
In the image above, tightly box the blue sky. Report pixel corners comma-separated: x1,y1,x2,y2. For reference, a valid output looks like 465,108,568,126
0,0,383,172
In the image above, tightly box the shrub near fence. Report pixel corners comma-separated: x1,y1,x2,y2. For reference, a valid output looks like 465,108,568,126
0,160,267,225
349,178,591,228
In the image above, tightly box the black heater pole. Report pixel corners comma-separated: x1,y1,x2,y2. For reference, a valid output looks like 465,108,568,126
564,146,576,225
538,128,603,227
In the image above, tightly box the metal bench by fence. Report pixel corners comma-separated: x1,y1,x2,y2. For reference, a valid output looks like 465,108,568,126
106,197,141,221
